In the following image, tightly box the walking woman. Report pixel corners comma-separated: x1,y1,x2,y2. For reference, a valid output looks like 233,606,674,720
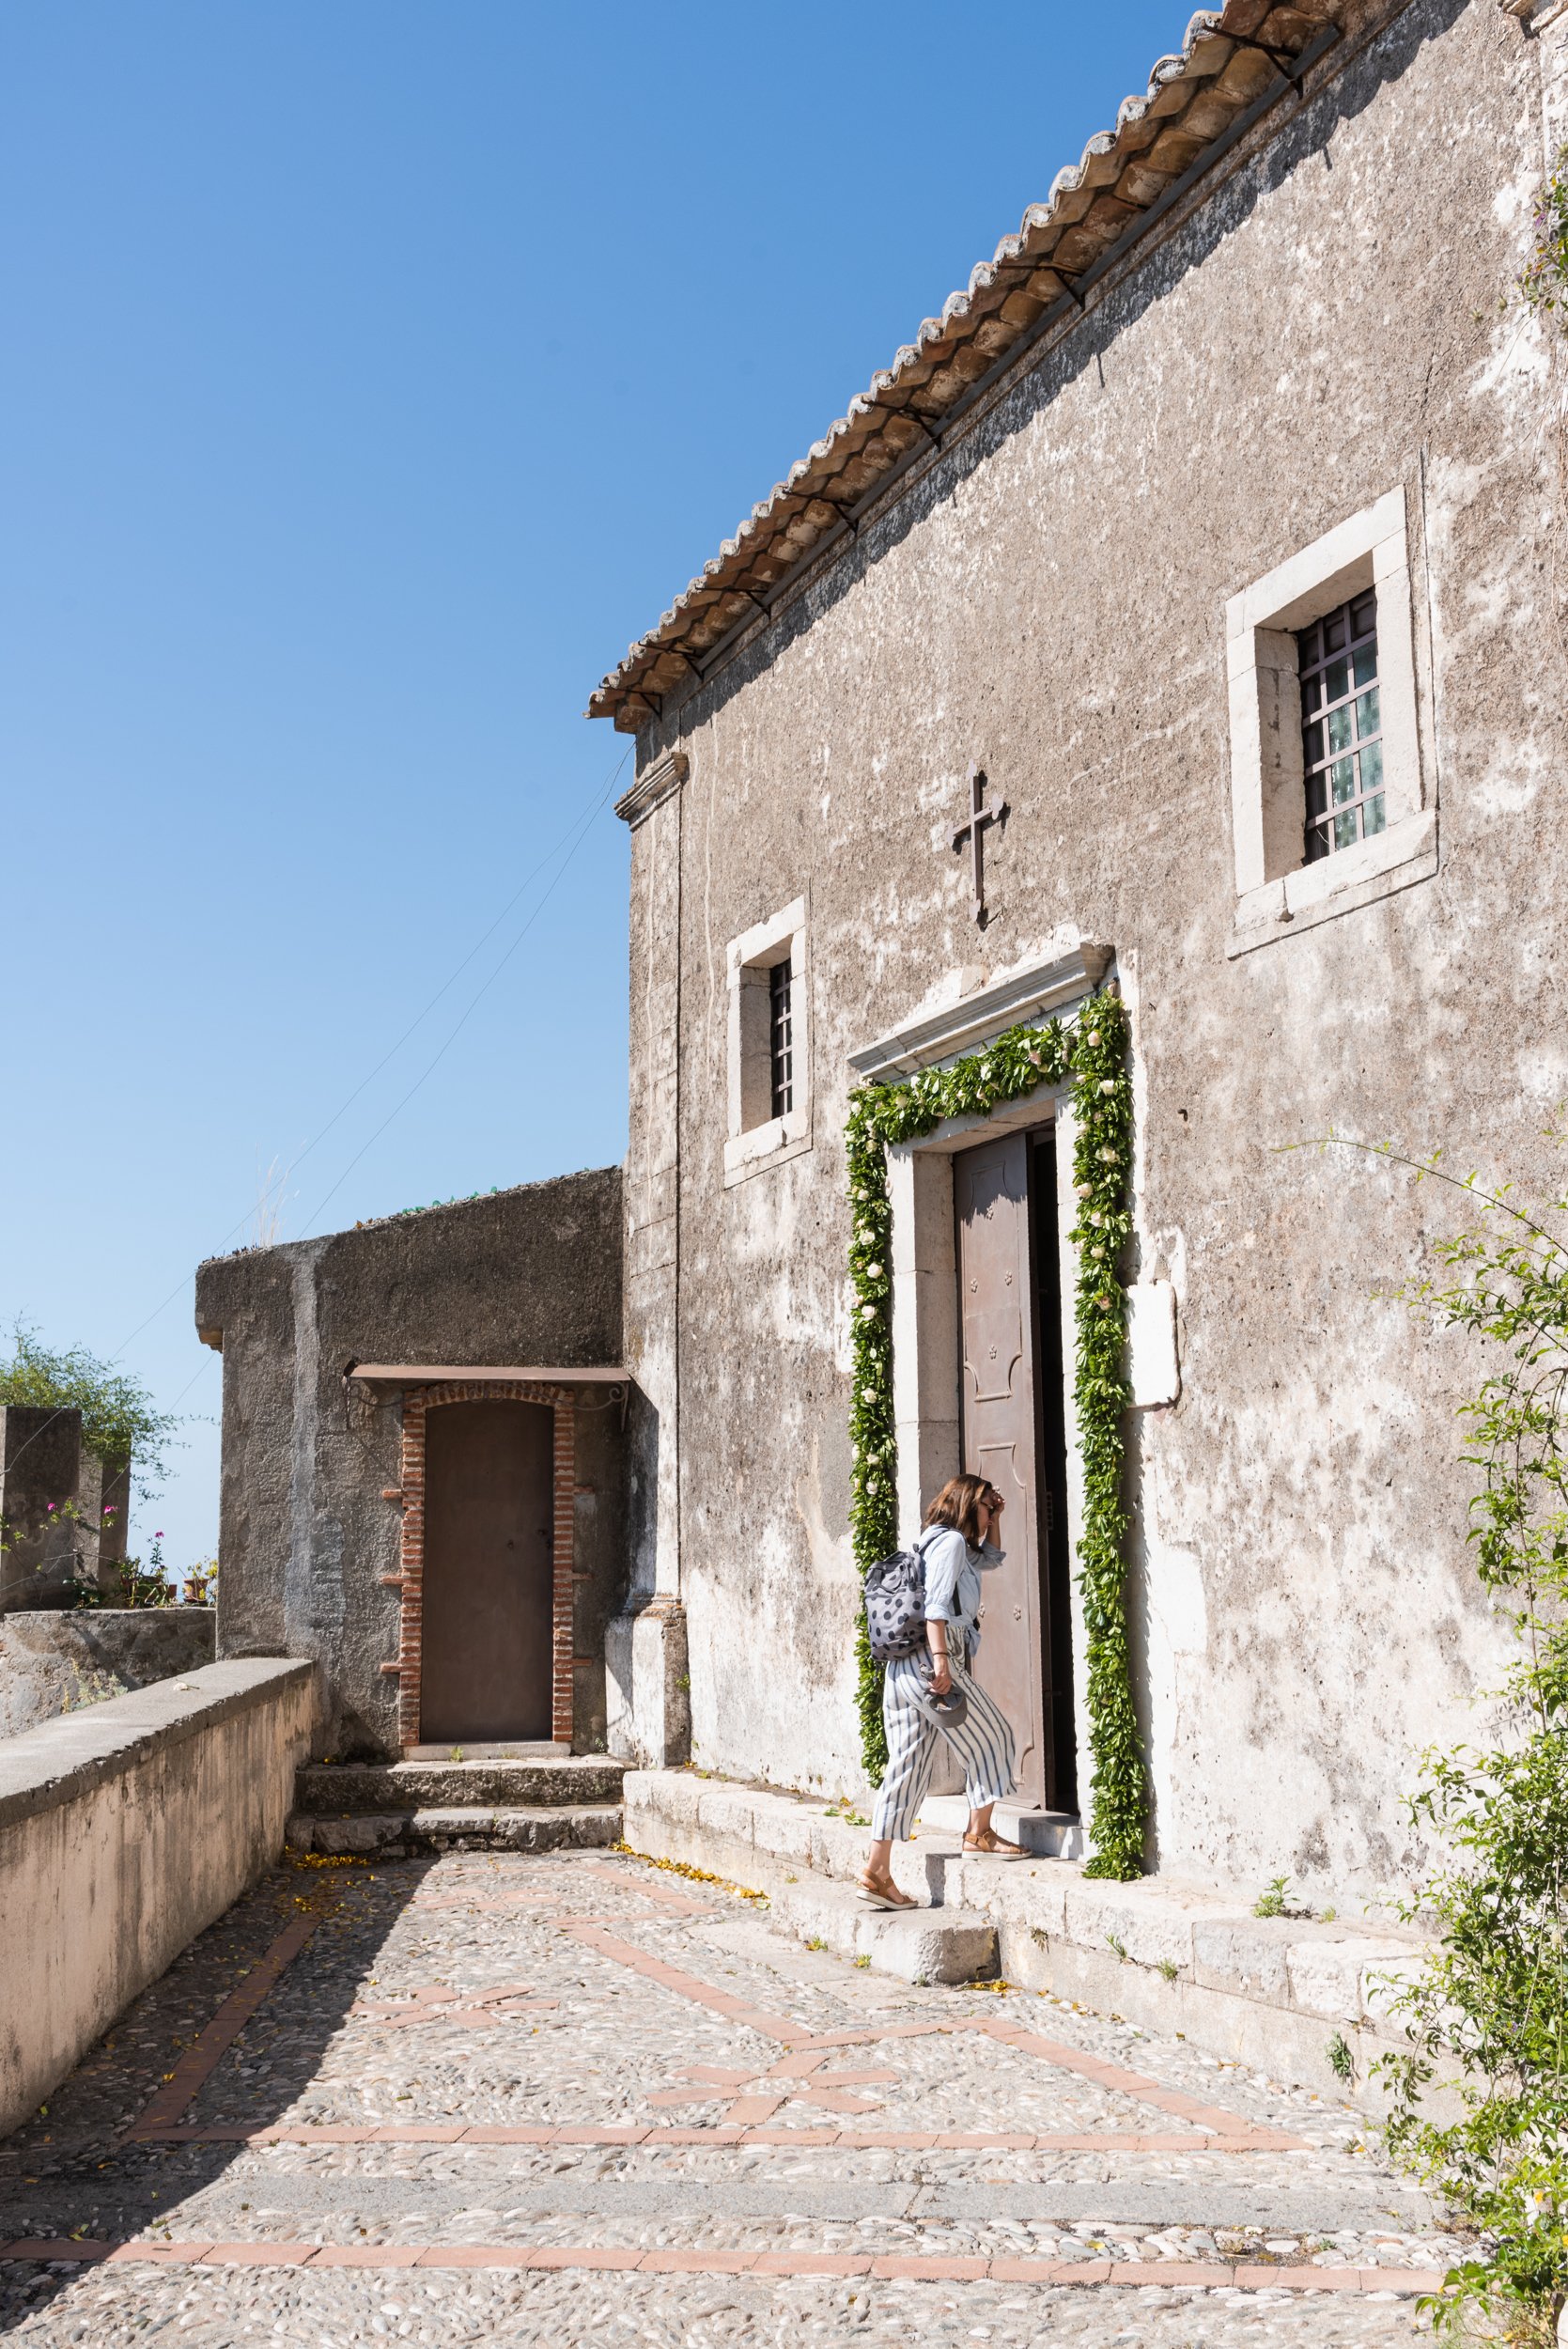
861,1472,1027,1908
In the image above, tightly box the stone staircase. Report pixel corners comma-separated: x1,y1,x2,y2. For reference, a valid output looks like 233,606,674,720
622,1768,1436,2111
286,1755,626,1858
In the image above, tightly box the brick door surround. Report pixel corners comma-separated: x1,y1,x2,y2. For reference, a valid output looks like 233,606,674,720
390,1381,576,1753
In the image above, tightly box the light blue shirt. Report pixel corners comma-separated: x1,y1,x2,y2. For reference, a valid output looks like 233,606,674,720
918,1525,1006,1656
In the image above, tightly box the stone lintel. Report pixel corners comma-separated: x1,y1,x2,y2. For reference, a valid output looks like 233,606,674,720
847,944,1111,1082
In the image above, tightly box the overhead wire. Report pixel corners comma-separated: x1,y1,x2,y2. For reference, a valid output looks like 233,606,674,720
2,743,631,1486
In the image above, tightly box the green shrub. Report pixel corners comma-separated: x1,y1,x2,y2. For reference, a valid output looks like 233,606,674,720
0,1319,178,1488
1342,1148,1568,2342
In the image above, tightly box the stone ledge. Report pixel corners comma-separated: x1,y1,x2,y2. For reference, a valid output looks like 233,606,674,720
623,1769,1431,2108
295,1758,627,1812
0,1660,318,1832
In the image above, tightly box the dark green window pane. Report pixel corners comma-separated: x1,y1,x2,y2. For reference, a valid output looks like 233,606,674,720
1334,809,1358,850
1354,685,1380,739
1363,793,1386,837
1325,656,1349,703
1327,704,1353,754
1358,739,1383,794
1304,719,1325,767
1353,641,1377,689
1330,755,1357,806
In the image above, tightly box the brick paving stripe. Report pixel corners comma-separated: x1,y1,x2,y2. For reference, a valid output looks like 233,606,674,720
0,2238,1445,2293
125,1912,322,2136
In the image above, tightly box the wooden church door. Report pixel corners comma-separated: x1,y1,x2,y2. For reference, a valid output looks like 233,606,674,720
420,1398,553,1744
955,1128,1075,1814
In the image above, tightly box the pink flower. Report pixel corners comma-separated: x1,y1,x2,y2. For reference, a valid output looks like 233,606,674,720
45,1501,55,1514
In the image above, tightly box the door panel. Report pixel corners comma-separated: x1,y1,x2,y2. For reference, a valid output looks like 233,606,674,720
955,1132,1046,1809
420,1398,554,1744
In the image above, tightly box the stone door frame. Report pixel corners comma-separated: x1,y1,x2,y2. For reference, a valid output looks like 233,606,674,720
888,1084,1087,1828
391,1380,576,1755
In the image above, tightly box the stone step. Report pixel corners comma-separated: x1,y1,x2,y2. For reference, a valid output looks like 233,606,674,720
294,1757,627,1813
286,1802,622,1858
768,1872,997,1986
918,1794,1083,1859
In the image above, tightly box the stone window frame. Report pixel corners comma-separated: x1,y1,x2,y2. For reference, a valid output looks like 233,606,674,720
1225,487,1436,957
723,894,811,1185
388,1380,576,1755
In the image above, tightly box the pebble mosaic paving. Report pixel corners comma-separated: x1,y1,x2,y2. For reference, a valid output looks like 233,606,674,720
0,1849,1466,2342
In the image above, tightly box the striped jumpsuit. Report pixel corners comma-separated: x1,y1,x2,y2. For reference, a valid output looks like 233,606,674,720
870,1525,1017,1843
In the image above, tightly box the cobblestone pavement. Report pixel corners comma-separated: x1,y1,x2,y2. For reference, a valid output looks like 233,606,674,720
0,1851,1462,2342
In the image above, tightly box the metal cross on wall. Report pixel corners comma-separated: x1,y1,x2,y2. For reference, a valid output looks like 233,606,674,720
953,762,1009,926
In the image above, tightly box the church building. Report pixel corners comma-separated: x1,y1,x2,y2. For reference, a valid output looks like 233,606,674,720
588,0,1568,1905
199,0,1568,1923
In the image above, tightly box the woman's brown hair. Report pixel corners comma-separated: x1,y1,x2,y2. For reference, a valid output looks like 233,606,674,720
922,1473,993,1548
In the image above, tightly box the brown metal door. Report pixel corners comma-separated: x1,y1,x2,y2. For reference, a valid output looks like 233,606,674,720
955,1132,1047,1809
420,1399,554,1744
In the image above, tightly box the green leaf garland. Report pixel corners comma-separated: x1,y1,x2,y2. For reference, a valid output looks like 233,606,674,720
845,989,1145,1879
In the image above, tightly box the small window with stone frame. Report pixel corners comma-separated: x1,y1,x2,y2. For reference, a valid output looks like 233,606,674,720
724,896,810,1181
1299,589,1384,862
768,957,794,1118
1223,486,1434,954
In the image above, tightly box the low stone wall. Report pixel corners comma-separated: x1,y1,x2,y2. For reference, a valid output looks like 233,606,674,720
0,1658,318,2139
0,1609,217,1737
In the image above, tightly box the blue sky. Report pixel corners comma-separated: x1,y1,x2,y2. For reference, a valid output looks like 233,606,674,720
1,1,1192,1570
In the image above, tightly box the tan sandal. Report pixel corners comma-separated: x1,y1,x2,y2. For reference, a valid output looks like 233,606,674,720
962,1828,1029,1861
858,1872,919,1910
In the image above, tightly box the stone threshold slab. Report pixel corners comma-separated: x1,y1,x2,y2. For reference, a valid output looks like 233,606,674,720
622,1769,1433,2112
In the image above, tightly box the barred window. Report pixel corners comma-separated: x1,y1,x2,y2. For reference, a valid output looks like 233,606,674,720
1299,590,1384,862
768,957,794,1118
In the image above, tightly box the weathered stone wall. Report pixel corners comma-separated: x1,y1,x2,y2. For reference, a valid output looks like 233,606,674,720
618,0,1561,1904
0,1607,217,1737
195,1172,626,1759
0,1658,318,2139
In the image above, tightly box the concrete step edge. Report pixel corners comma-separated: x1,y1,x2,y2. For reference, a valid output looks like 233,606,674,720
285,1803,624,1855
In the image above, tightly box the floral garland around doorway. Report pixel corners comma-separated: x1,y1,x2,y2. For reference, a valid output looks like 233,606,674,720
845,988,1145,1881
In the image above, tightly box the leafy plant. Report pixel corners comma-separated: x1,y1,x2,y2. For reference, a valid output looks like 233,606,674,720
1326,1143,1568,2341
181,1560,218,1606
1254,1875,1293,1919
1158,1957,1179,1983
846,990,1144,1878
69,1532,178,1610
1327,2032,1355,2087
0,1319,179,1490
1518,144,1568,321
1106,1931,1128,1962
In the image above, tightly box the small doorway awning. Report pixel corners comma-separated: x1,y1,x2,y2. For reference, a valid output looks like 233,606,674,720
346,1362,628,1386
